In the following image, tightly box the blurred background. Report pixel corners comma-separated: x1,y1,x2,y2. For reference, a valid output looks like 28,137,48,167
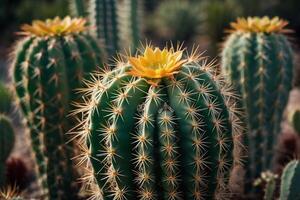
1,0,300,69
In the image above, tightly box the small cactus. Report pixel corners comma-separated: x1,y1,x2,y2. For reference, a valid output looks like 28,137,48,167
221,17,294,192
0,115,15,187
288,109,300,135
254,171,278,200
74,45,244,199
11,16,103,199
279,160,300,200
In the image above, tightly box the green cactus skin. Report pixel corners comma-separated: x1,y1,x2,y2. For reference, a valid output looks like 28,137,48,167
288,109,300,135
0,114,15,187
75,59,243,199
12,32,103,199
280,160,300,200
221,32,294,188
69,0,86,17
88,0,142,55
0,82,13,114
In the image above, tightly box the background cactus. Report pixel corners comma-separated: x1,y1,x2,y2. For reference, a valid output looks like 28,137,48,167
69,0,86,17
221,17,294,192
74,45,244,199
288,109,300,135
0,115,15,187
88,0,142,55
279,160,300,200
0,81,15,188
11,16,103,199
0,81,13,114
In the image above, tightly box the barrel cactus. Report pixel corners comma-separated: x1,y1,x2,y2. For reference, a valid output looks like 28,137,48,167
11,16,103,199
74,45,244,199
221,17,294,189
280,160,300,200
0,115,15,187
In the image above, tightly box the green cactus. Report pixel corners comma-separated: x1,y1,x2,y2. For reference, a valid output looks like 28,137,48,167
74,45,244,199
221,17,294,191
288,109,300,135
280,160,300,200
0,115,15,187
69,0,86,17
11,17,103,199
0,81,13,114
254,171,278,200
88,0,142,55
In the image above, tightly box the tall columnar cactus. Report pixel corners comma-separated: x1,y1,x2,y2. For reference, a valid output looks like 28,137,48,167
288,109,300,135
0,115,15,187
11,16,103,199
221,17,294,189
280,160,300,200
88,0,142,55
74,45,244,199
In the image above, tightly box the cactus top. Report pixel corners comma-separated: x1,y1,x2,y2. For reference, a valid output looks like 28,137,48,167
229,16,289,33
19,16,87,37
128,45,197,79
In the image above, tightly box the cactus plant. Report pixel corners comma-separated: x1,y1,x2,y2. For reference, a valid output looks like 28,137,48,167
221,17,294,190
0,81,13,114
288,109,300,135
88,0,142,55
279,160,300,200
0,115,15,187
73,45,244,199
69,0,86,17
11,16,103,199
254,171,278,200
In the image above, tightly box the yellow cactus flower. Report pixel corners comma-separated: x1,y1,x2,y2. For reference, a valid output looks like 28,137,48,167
128,46,188,79
229,16,289,33
19,16,87,37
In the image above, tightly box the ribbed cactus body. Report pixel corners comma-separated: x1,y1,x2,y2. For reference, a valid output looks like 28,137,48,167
12,32,102,199
77,58,242,199
0,114,15,187
89,0,142,55
280,160,300,200
222,32,293,184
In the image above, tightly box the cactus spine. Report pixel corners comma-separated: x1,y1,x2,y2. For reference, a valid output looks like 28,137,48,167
88,0,142,55
280,160,300,200
11,17,103,199
74,46,244,199
221,17,294,189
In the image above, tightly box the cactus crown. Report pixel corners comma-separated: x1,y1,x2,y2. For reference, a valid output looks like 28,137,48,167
128,45,199,79
229,16,289,33
19,16,87,37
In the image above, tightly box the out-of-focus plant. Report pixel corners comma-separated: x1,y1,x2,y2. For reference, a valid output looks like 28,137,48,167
152,0,202,43
201,0,243,55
